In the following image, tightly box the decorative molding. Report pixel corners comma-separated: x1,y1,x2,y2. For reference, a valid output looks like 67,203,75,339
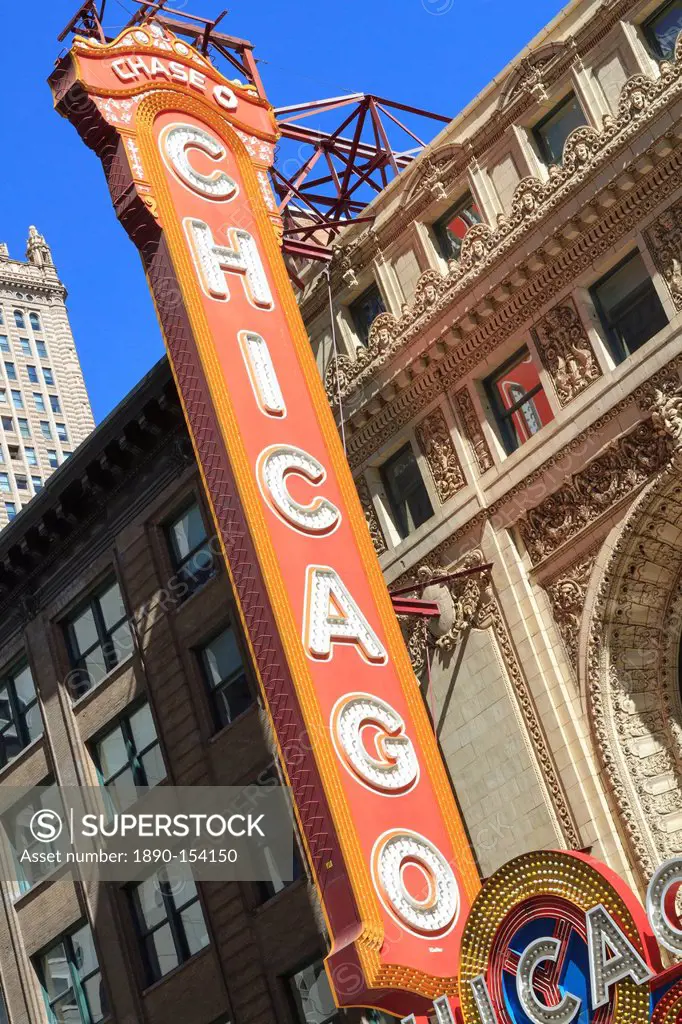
586,461,682,874
399,551,581,849
388,356,682,590
355,475,387,555
545,555,596,668
518,419,670,566
452,387,494,474
414,407,465,503
343,145,682,471
644,194,682,311
322,40,682,409
533,298,601,406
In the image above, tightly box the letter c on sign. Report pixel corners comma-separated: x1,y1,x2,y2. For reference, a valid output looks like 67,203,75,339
647,856,682,954
371,828,459,937
331,692,419,794
257,444,341,536
160,122,238,200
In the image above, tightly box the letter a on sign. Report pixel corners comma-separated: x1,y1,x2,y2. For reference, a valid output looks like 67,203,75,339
50,21,479,1016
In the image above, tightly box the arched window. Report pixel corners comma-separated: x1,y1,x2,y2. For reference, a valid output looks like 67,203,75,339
29,312,41,332
13,311,25,330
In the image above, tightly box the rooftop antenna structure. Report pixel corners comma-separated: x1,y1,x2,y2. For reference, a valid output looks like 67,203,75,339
57,2,450,276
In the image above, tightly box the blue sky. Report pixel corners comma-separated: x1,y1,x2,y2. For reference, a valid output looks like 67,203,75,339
2,0,566,422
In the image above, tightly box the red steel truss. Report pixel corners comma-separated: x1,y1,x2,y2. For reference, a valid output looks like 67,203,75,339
57,2,449,269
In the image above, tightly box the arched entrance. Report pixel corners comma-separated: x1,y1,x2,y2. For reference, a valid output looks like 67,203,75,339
584,455,682,878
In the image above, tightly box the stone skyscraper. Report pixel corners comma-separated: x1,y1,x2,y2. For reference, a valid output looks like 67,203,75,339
0,227,94,524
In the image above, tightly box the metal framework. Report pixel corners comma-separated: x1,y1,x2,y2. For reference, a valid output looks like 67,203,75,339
57,2,449,272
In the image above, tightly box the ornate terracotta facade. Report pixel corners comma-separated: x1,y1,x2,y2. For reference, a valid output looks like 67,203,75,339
301,0,682,888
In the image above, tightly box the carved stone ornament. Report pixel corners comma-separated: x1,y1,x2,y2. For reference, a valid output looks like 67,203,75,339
519,418,670,565
453,386,494,474
320,33,682,406
645,194,682,310
545,555,596,668
354,475,387,555
586,464,682,873
415,407,465,503
534,297,601,406
399,551,580,848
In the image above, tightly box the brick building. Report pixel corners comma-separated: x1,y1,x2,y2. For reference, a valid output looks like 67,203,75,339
0,229,94,527
0,358,388,1024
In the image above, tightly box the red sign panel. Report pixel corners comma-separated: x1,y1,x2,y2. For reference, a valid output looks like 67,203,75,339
50,22,480,1014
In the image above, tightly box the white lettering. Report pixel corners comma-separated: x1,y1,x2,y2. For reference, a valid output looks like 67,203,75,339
161,122,237,201
516,938,581,1024
111,58,135,82
331,692,419,794
371,828,459,936
184,218,273,308
586,904,653,1009
238,330,286,417
646,856,682,955
257,444,340,536
303,565,387,664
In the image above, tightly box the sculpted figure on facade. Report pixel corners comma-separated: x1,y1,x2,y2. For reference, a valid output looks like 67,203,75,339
453,386,494,473
645,197,682,311
354,475,387,555
651,383,682,467
415,407,465,503
534,298,601,406
545,555,596,667
519,420,669,564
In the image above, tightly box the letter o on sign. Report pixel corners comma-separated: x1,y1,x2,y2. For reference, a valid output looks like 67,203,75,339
371,828,459,937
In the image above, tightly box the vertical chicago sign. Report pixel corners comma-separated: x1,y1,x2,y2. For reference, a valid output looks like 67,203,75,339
50,21,480,1016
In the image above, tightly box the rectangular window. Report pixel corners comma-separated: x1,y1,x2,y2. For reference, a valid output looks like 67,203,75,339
64,580,132,698
36,340,47,359
4,502,16,520
47,449,58,468
15,476,27,492
18,419,30,439
40,421,52,439
6,782,61,892
0,390,6,405
254,768,302,904
56,423,68,442
43,366,54,385
8,445,19,461
0,988,8,1024
532,93,587,165
130,864,209,982
485,347,554,454
92,702,165,811
288,961,339,1024
0,474,8,493
36,924,107,1024
380,444,434,539
19,338,31,357
32,476,42,492
34,393,45,412
4,363,16,382
63,450,73,459
348,284,386,347
10,390,22,410
0,417,11,433
433,193,482,261
590,251,669,362
166,502,217,599
643,0,682,57
50,395,61,414
0,337,9,353
0,661,42,768
27,364,38,383
199,626,253,729
25,446,37,466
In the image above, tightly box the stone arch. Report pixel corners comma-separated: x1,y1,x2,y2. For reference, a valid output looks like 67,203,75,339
583,461,682,879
